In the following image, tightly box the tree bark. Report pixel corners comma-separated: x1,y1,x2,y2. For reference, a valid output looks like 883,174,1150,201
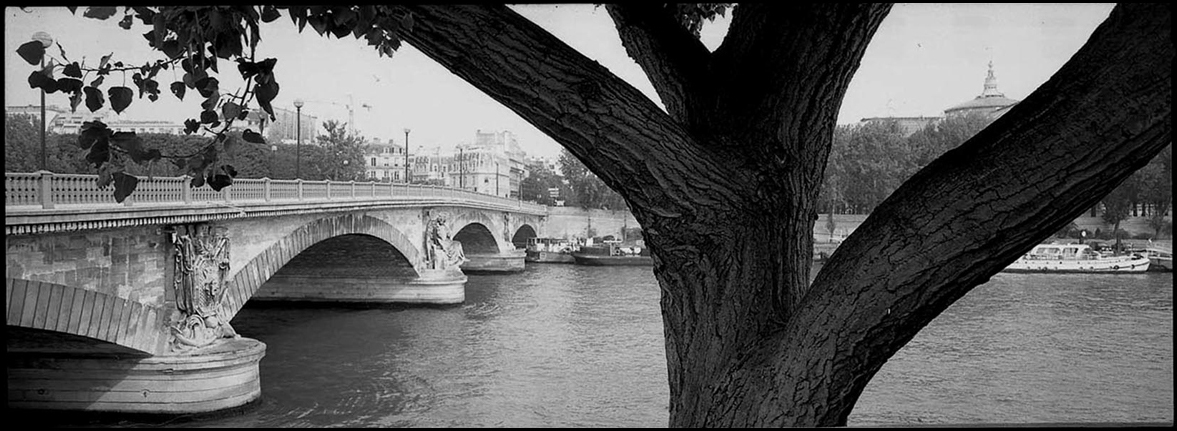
393,3,1171,427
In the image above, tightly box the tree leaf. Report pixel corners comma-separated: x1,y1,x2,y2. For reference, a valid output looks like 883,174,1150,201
97,164,114,189
242,129,266,144
255,79,280,119
195,76,219,98
78,120,110,149
69,91,84,112
99,53,113,70
161,40,183,59
84,86,105,112
118,13,134,29
190,174,206,188
201,90,221,111
87,138,110,168
261,5,281,23
184,118,200,134
402,12,414,32
109,130,144,153
63,62,83,78
223,164,238,178
27,70,58,93
109,86,134,113
83,7,118,20
112,171,140,203
170,81,186,100
57,78,84,94
208,174,233,191
222,102,241,121
200,109,218,124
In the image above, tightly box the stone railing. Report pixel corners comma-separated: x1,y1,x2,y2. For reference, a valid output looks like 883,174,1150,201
5,171,547,215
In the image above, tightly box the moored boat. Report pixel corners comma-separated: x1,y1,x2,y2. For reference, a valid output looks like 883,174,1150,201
1144,247,1173,272
571,242,653,266
525,237,577,264
1002,243,1150,273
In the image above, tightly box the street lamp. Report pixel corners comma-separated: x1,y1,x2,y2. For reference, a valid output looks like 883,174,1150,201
32,31,53,171
403,128,411,184
294,98,304,179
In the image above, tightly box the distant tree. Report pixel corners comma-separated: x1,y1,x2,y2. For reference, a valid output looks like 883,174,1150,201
520,162,563,205
311,120,367,181
904,112,992,174
1140,144,1173,238
5,114,41,172
558,147,624,210
1100,180,1135,249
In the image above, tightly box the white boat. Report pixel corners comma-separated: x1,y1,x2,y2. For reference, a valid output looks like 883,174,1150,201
525,237,577,263
1003,243,1150,273
1144,247,1172,272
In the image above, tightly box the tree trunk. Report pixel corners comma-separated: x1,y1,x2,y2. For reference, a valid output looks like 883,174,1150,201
393,3,1171,427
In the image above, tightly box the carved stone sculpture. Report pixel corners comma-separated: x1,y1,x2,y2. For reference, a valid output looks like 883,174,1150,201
425,213,467,270
168,225,238,353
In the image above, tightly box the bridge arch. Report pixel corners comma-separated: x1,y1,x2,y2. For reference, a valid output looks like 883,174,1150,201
222,214,421,317
6,278,166,354
511,224,538,249
448,210,509,253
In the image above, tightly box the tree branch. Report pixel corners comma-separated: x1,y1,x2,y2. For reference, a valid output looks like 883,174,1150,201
714,4,891,175
397,4,753,221
605,4,712,127
777,3,1170,425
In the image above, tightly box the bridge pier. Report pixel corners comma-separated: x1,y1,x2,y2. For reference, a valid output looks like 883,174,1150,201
8,336,265,414
251,270,468,304
460,250,527,273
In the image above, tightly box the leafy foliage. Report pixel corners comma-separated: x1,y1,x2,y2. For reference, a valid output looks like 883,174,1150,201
15,6,416,201
559,148,627,210
311,120,368,181
821,113,992,214
520,162,566,205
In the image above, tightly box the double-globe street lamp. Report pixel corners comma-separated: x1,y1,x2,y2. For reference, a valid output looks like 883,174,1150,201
32,31,53,171
294,98,304,179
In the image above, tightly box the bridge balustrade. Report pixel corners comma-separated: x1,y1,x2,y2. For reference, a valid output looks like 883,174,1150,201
5,171,546,214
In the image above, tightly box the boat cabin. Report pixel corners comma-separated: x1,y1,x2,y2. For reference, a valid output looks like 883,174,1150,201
1023,244,1101,260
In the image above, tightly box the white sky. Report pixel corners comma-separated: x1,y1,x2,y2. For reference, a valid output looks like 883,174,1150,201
5,4,1114,159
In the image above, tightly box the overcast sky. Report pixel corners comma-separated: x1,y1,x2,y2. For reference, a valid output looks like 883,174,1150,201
5,4,1114,159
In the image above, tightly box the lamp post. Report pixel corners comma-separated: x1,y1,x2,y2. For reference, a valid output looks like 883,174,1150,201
403,128,411,184
495,161,500,196
32,31,53,171
294,99,304,179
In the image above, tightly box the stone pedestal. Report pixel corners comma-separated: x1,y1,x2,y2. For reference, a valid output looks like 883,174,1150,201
252,271,467,304
460,250,526,273
8,337,266,414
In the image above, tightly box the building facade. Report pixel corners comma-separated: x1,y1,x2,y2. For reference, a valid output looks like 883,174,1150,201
363,139,410,183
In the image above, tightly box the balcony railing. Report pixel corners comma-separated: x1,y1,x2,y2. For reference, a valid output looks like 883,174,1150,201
5,171,547,215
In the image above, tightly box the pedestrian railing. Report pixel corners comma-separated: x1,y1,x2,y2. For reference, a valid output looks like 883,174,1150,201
5,171,547,215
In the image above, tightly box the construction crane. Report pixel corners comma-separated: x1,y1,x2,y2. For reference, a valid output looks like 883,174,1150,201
298,93,373,136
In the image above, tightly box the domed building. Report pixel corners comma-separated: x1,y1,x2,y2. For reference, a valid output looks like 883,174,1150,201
943,61,1019,119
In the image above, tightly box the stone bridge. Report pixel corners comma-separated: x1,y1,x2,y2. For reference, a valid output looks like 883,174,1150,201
5,172,547,415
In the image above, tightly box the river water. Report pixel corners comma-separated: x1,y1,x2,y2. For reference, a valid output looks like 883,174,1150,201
41,265,1174,427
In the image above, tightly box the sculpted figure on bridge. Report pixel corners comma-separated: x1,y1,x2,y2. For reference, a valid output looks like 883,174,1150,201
168,225,238,353
426,213,467,270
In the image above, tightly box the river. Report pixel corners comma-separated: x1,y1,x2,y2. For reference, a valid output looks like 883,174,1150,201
35,264,1174,427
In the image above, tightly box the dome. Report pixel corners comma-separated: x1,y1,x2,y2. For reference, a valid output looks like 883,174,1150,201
944,94,1019,115
944,61,1019,117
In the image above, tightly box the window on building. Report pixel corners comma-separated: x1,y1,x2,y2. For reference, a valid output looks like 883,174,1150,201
371,157,377,166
